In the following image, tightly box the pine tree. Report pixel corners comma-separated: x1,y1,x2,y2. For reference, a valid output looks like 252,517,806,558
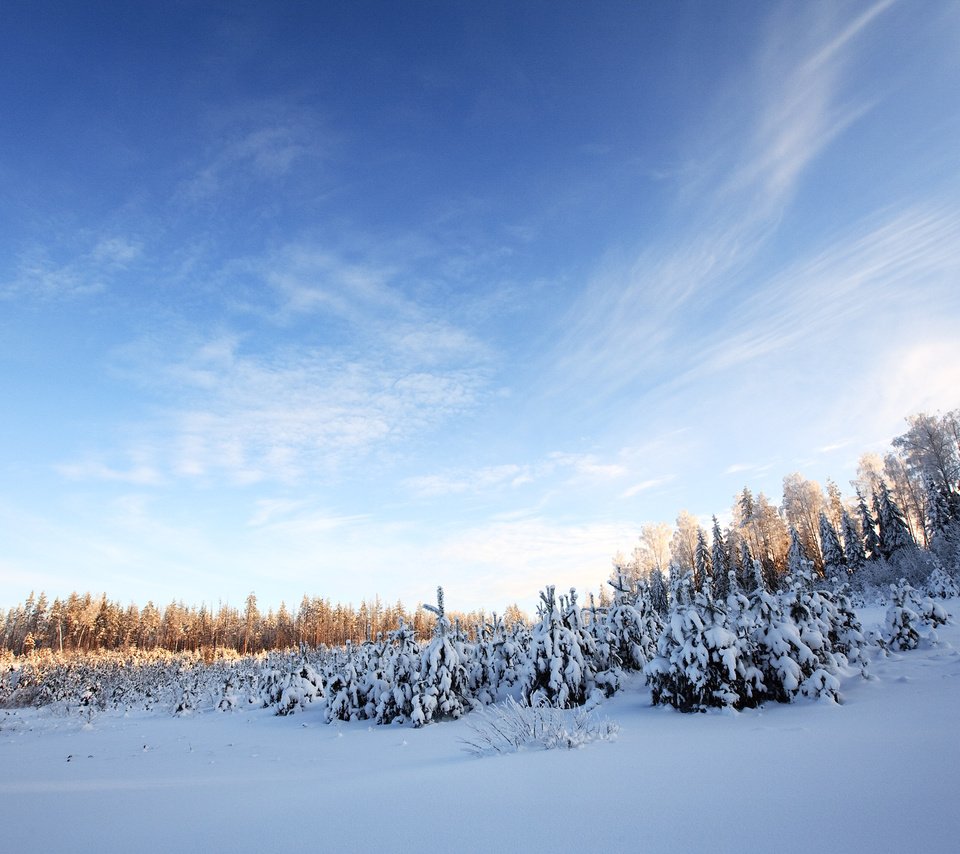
585,593,621,697
818,511,846,579
416,587,468,725
648,567,669,616
783,565,843,702
925,561,960,598
857,490,881,561
748,561,837,703
523,586,596,708
711,516,730,601
605,570,661,671
694,528,712,593
470,617,500,706
884,580,921,651
876,481,915,558
841,509,867,573
738,540,755,591
647,571,749,712
786,527,809,581
325,641,365,722
375,618,422,725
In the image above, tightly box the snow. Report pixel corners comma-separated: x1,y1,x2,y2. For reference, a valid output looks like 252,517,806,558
3,603,960,853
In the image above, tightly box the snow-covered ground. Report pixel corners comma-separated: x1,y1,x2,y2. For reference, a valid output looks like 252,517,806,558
2,603,959,853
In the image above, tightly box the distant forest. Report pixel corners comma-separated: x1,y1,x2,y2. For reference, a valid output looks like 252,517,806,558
0,591,526,657
3,408,958,657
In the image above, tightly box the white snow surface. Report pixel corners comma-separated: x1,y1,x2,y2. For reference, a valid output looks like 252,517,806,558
2,603,959,853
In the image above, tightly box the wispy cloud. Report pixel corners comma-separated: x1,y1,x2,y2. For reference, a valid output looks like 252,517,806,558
681,204,960,382
552,1,896,401
56,457,164,486
721,0,896,210
405,450,639,499
177,104,330,202
620,476,673,499
155,339,485,483
406,464,533,497
1,235,142,301
67,242,493,486
723,462,774,477
247,505,370,537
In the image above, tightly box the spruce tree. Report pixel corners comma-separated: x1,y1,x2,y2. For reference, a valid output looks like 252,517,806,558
786,527,809,581
841,509,867,573
925,561,959,598
694,528,712,593
857,490,881,561
738,540,756,591
648,567,669,616
585,592,621,697
605,570,661,671
647,571,748,712
325,642,365,722
818,511,846,579
748,561,837,703
522,586,596,708
884,580,921,651
417,587,468,724
711,516,730,601
375,618,421,725
876,481,915,558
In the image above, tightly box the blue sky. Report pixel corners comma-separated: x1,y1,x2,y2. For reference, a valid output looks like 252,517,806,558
2,0,959,614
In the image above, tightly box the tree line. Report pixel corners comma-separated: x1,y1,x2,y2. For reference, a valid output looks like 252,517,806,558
615,409,960,597
0,589,526,658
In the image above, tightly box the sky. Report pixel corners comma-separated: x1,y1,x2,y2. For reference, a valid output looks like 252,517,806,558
2,0,959,615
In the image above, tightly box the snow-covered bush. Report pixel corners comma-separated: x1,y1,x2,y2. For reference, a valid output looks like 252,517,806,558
924,563,959,599
460,696,618,756
884,580,921,651
647,571,761,712
260,661,323,716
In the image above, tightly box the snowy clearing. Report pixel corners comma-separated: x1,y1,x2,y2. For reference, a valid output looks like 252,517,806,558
2,603,958,853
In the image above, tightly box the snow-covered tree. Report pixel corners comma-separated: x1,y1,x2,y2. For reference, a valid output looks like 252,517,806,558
925,561,959,599
523,586,597,709
711,516,730,601
841,508,867,574
647,571,755,712
605,571,660,671
416,587,468,725
648,566,669,616
585,593,621,697
749,561,839,704
819,512,845,578
875,480,915,559
893,411,960,533
884,580,921,651
325,642,366,722
694,528,712,593
737,540,756,591
787,527,809,581
261,660,323,716
375,619,423,725
857,490,881,562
